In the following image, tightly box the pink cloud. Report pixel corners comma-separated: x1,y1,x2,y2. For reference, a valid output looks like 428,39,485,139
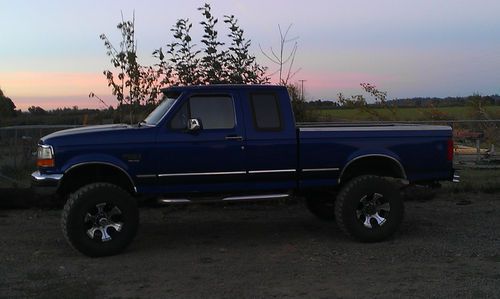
13,95,116,111
0,72,110,98
2,70,397,110
0,71,118,110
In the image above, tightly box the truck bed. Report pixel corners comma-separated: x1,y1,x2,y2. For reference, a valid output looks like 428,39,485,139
297,123,453,188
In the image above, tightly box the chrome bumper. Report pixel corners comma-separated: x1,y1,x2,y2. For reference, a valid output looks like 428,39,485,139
31,171,63,195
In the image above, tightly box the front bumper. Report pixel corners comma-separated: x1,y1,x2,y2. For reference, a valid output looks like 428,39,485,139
31,171,63,196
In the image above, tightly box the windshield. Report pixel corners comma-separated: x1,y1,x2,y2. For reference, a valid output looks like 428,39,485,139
143,92,181,125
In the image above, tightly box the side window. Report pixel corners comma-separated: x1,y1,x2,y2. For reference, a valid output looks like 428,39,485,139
250,93,282,131
170,95,235,130
170,101,188,129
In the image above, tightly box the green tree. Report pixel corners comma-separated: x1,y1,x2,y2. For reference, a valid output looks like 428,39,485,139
224,15,268,84
338,83,398,121
28,106,47,115
156,3,268,86
467,93,491,120
97,12,163,122
98,3,269,120
199,4,226,84
166,18,202,85
0,87,16,118
467,93,498,148
287,83,307,122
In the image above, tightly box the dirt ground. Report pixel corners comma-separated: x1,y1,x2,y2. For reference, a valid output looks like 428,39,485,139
0,192,499,299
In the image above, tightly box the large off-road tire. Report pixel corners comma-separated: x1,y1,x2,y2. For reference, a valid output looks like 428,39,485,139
305,192,336,221
61,183,139,257
335,175,404,242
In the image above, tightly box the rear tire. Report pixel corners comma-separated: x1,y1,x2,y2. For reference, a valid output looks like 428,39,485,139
61,183,139,257
335,175,404,242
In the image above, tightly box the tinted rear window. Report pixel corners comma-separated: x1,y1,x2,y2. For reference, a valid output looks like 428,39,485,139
250,93,282,131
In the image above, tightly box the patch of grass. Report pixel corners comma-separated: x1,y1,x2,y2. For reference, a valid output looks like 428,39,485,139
442,168,500,194
314,106,500,121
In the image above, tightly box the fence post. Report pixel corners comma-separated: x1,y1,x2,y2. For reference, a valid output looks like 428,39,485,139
13,128,18,169
476,139,481,163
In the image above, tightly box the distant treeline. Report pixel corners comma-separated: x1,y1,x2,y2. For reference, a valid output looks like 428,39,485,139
388,95,500,107
0,105,155,126
2,94,500,127
307,94,500,109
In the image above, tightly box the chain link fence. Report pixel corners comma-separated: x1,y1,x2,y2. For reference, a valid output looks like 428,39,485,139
0,121,498,188
0,125,80,187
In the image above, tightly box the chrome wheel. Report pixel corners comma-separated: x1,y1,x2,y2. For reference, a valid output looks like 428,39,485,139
356,193,391,229
335,175,404,242
84,203,124,242
62,183,139,257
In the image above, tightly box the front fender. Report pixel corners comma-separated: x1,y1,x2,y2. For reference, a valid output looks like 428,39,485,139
60,153,131,175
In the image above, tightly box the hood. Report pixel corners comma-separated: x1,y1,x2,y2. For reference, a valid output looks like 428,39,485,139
42,124,130,139
40,124,154,146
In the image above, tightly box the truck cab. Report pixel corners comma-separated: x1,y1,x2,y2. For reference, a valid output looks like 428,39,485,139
146,85,298,194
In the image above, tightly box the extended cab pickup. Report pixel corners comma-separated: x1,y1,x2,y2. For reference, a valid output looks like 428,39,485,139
32,85,456,256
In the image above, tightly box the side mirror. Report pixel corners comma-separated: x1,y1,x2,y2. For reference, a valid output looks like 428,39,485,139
187,118,202,132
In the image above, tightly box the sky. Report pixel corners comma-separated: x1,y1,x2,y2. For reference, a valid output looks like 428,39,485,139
1,0,500,110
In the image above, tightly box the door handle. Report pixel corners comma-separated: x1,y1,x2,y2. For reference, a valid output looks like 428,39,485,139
225,135,244,141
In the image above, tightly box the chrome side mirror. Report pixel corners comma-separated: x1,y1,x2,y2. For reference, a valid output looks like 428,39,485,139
187,118,202,131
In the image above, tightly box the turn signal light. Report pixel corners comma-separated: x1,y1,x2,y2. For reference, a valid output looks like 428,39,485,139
37,159,55,167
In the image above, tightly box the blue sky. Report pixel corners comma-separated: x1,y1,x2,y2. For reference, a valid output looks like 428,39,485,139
1,0,500,109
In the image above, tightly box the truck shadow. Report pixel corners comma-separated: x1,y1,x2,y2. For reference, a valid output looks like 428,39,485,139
128,203,422,255
132,208,343,254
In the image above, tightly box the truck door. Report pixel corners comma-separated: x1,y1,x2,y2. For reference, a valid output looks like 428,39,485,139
240,90,298,191
155,92,247,193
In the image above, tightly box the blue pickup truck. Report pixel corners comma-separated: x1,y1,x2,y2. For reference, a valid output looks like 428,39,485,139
32,85,456,256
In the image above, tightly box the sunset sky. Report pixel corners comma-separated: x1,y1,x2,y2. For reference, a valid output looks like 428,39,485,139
1,0,500,110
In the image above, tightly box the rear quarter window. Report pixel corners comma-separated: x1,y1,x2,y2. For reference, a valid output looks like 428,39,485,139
250,93,282,131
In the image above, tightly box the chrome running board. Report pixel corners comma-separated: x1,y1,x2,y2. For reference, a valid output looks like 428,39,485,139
159,199,191,203
222,194,289,201
158,193,290,204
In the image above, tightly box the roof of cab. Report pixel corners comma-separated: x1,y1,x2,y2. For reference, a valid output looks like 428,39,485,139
161,84,286,93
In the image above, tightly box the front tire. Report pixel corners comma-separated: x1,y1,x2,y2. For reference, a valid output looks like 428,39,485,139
335,175,404,242
61,183,139,257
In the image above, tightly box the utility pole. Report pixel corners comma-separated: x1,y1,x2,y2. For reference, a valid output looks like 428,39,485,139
298,79,307,101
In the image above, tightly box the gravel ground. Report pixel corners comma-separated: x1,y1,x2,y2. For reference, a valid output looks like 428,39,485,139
0,192,499,299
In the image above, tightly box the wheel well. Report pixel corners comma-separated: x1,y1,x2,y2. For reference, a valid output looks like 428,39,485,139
58,164,135,198
339,156,406,184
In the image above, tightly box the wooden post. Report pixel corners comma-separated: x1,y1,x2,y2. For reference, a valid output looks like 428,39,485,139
476,139,481,163
13,128,18,169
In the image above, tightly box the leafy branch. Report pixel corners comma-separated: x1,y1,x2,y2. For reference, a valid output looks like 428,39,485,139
338,83,398,121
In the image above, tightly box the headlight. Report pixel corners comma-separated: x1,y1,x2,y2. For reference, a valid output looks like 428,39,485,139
37,145,55,167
